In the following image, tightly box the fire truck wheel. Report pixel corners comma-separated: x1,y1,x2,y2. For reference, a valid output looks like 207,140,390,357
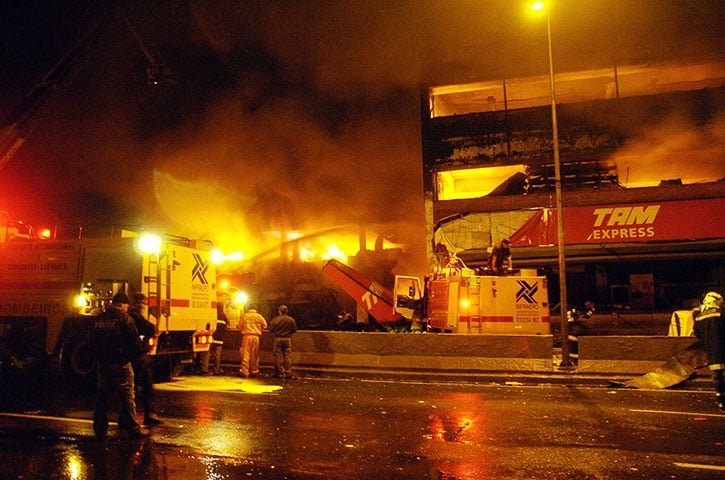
61,338,96,383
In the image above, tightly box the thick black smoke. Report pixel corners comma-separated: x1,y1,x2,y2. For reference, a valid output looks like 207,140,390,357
0,0,722,276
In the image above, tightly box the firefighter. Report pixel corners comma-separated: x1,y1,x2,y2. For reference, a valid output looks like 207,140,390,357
128,293,163,426
238,304,267,378
203,290,236,375
567,301,595,365
487,239,512,275
692,291,725,410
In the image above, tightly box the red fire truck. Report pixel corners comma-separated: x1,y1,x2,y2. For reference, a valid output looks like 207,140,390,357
0,230,216,382
0,211,43,243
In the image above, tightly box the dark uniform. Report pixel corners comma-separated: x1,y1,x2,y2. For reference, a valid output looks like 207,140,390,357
487,239,512,275
90,291,148,439
209,297,230,374
692,291,725,410
567,301,595,365
268,305,297,379
128,293,162,425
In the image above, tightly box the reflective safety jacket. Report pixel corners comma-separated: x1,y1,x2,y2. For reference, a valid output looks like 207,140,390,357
694,307,725,370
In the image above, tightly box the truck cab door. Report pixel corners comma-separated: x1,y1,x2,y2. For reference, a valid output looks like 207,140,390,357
393,275,422,319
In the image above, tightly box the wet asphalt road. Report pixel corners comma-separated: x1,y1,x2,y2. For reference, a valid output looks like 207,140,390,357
0,370,723,479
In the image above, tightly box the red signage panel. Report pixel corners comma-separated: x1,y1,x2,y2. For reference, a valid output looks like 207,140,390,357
511,198,725,246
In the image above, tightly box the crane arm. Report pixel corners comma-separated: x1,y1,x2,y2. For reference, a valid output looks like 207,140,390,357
0,14,112,172
121,15,173,86
0,9,173,172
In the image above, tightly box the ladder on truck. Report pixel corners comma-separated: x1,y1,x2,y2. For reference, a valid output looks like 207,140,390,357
146,243,172,334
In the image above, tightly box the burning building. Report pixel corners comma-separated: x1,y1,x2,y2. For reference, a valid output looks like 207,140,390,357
422,60,725,311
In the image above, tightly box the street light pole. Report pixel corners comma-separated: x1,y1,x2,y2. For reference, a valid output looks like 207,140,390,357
534,2,571,367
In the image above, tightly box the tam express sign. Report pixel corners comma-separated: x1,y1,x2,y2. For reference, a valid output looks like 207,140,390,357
511,198,725,246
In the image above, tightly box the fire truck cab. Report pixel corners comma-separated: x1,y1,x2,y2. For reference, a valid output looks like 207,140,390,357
0,230,217,382
0,211,34,243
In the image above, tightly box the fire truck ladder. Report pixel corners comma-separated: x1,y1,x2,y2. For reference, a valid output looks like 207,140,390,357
146,245,172,332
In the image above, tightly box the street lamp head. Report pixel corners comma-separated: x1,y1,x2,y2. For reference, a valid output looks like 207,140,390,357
531,1,545,11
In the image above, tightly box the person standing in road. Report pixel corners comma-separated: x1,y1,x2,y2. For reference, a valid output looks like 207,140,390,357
567,300,595,365
128,293,163,426
268,304,297,379
90,291,149,439
203,290,237,375
238,304,267,378
692,291,725,410
487,238,512,275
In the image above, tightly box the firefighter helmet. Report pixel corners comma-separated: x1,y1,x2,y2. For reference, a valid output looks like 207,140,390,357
701,291,723,311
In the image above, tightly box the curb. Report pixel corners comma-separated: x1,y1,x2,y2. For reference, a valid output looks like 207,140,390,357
221,362,713,391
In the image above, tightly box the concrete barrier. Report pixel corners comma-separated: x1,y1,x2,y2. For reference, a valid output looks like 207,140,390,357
577,336,701,374
221,330,554,372
218,331,703,375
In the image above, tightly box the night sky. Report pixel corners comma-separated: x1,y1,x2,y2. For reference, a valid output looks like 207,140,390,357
1,0,722,266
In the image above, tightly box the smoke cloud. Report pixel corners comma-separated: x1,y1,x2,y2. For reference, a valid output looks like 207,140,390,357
614,115,725,188
1,0,722,277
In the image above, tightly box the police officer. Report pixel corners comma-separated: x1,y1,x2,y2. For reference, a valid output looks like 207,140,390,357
693,291,725,410
91,291,149,439
128,293,162,426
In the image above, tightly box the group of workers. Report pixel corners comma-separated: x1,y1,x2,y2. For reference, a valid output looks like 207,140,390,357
90,291,154,439
566,293,724,410
195,292,298,379
88,233,724,441
90,288,298,440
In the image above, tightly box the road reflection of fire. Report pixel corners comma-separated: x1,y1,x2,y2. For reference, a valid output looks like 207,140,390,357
62,448,84,480
425,393,485,444
428,414,474,443
423,393,491,479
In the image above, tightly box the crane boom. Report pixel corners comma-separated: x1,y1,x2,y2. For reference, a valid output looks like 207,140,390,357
121,15,174,86
0,14,111,172
0,9,173,172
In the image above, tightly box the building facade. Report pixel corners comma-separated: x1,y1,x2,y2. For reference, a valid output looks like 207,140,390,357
422,60,725,312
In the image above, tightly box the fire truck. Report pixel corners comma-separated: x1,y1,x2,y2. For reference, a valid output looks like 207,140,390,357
323,259,550,334
0,230,217,382
0,211,44,243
